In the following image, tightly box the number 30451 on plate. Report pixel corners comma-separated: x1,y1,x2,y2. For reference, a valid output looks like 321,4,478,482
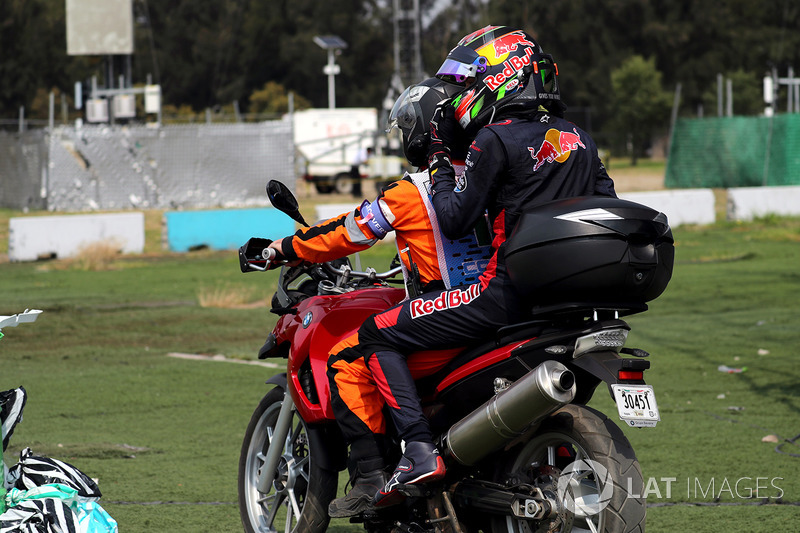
611,384,660,427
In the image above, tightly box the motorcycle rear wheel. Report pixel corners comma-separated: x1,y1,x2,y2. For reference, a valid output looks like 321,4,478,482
491,404,646,533
238,387,337,533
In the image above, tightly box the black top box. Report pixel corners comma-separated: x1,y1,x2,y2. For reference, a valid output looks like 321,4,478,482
503,196,674,306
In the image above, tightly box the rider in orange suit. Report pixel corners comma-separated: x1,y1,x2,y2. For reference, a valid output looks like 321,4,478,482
267,77,489,518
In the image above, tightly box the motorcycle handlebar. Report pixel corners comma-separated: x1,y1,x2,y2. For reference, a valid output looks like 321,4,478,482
268,260,402,310
322,263,403,281
246,251,401,281
262,247,277,261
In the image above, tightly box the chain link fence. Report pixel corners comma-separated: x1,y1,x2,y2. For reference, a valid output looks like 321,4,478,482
666,114,800,188
0,129,49,210
0,120,295,211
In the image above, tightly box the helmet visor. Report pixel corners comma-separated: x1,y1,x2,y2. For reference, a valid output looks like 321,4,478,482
435,46,487,84
386,84,430,134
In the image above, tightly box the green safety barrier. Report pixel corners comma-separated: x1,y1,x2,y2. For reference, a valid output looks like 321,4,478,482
666,114,800,188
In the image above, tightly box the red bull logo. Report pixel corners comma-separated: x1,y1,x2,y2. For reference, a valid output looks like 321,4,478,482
491,32,537,58
528,128,586,171
484,46,536,91
410,284,482,319
475,31,537,63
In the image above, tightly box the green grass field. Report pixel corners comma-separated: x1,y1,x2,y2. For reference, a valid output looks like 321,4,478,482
1,209,799,532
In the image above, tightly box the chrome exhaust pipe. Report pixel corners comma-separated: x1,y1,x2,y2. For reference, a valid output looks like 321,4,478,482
443,360,576,466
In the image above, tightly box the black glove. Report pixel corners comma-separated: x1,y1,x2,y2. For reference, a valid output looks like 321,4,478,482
428,103,459,174
428,103,458,155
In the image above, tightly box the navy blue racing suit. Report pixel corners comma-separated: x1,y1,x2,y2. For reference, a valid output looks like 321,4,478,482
356,111,616,444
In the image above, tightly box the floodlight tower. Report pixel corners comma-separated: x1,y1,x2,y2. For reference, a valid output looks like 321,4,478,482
392,0,424,88
313,35,348,109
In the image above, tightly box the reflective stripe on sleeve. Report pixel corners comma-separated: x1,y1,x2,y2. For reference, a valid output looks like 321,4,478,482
345,211,378,245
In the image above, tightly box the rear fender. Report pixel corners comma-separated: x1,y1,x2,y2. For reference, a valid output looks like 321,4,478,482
569,351,651,403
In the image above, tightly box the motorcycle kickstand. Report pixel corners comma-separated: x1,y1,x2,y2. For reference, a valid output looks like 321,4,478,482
425,491,464,533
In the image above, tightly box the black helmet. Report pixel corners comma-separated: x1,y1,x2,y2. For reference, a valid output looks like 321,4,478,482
387,77,463,168
435,25,564,135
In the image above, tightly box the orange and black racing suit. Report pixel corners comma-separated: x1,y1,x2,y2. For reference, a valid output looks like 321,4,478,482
277,177,443,291
276,170,490,472
353,112,617,452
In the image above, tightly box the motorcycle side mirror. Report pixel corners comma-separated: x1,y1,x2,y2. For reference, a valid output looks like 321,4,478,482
267,180,309,227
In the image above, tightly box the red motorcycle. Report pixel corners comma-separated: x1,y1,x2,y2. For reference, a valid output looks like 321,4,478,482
237,181,674,533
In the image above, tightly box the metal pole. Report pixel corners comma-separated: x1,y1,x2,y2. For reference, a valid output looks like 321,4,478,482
413,0,423,82
726,78,733,117
48,91,55,130
61,93,68,125
668,83,682,155
794,78,800,113
392,0,401,85
717,73,723,117
327,49,336,109
772,67,779,113
788,67,794,113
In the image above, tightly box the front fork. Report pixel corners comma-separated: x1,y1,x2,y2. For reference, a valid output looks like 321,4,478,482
256,390,296,493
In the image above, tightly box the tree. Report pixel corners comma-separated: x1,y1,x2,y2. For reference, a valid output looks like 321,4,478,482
610,55,672,165
701,69,768,117
0,0,95,120
236,0,394,111
2,0,798,140
248,81,311,115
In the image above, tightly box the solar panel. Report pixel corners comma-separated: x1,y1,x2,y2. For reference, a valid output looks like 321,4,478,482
313,35,348,50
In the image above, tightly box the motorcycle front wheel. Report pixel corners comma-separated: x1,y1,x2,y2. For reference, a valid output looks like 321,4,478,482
491,404,646,533
238,387,338,533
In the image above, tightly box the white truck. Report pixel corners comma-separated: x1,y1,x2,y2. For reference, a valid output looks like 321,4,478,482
292,107,403,194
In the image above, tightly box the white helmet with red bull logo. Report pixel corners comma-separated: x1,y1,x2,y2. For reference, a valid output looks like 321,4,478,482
435,25,564,135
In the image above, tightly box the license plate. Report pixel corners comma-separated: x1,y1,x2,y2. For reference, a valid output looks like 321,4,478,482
611,384,660,427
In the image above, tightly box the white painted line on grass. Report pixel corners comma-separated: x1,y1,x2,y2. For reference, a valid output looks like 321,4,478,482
167,352,280,368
